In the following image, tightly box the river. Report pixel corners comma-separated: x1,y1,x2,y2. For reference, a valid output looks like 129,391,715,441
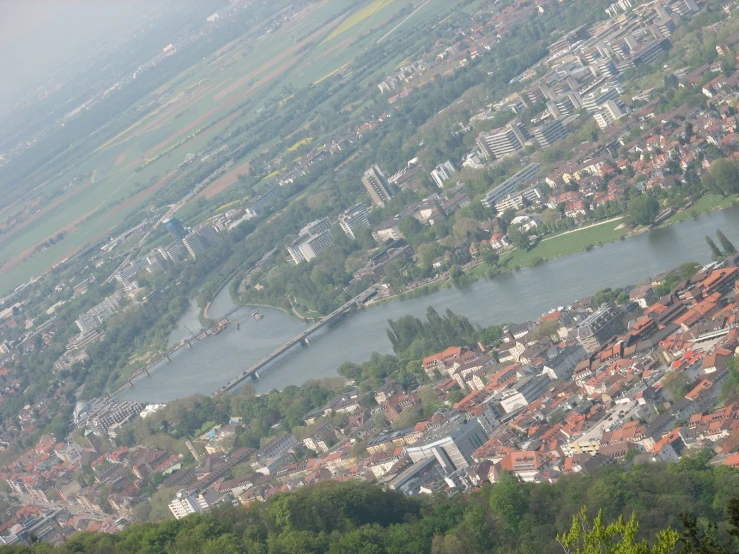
116,207,739,403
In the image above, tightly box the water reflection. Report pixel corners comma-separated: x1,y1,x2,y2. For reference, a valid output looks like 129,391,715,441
119,207,739,402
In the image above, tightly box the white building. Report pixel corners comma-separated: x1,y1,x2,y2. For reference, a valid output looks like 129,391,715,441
286,218,335,264
168,489,219,520
481,163,541,210
593,100,627,129
338,204,371,239
430,161,457,188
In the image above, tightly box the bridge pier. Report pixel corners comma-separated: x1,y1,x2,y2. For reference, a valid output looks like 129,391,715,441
143,367,150,377
254,372,260,380
128,379,134,388
185,339,191,349
164,354,171,363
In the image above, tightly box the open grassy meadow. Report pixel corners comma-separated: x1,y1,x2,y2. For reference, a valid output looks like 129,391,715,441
503,219,629,268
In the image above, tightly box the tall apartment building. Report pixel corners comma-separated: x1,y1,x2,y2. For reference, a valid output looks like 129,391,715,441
430,160,457,188
75,291,125,334
476,119,531,159
163,217,187,241
576,303,625,353
405,415,488,473
89,400,144,436
362,165,393,206
338,204,371,239
299,232,335,262
546,95,577,119
287,218,335,264
653,16,675,39
632,40,667,66
481,163,541,210
182,226,221,260
533,120,568,148
593,100,628,129
582,86,622,112
494,186,543,213
245,185,281,217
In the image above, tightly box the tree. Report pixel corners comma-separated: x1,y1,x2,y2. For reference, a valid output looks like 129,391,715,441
540,208,561,226
717,229,737,255
557,508,679,554
507,225,530,250
677,496,739,553
452,217,480,240
627,195,660,226
478,242,499,266
449,265,464,285
488,472,529,532
707,158,739,196
722,56,736,77
501,208,517,224
398,217,424,244
417,243,441,269
706,236,724,260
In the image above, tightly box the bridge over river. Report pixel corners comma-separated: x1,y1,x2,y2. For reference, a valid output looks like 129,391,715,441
212,286,378,396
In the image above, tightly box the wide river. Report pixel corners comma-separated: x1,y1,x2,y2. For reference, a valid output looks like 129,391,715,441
117,207,739,403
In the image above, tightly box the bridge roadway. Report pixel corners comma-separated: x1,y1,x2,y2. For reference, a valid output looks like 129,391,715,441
213,286,377,396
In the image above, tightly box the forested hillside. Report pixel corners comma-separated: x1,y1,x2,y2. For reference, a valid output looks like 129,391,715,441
4,458,739,553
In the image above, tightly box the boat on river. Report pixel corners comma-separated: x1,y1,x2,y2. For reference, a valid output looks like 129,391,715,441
252,310,263,320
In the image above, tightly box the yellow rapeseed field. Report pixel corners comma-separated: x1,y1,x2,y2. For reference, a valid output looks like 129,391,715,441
324,0,396,43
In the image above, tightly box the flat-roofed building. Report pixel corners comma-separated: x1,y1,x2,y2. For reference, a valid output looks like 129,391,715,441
287,218,335,264
430,161,457,188
476,119,531,159
481,163,541,210
533,120,568,148
338,204,371,239
405,415,488,473
362,165,393,206
576,303,624,353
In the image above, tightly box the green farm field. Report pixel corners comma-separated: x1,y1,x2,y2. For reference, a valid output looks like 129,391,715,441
0,0,467,293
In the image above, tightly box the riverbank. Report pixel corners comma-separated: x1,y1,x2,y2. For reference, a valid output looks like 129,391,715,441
117,204,739,402
222,195,739,320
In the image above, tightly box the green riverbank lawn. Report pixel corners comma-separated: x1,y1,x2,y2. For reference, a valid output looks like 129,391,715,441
667,194,739,225
503,219,628,268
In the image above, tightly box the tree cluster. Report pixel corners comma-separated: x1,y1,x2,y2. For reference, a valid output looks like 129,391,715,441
11,459,739,554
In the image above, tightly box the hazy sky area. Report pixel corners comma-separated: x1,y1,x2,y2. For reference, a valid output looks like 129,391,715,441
0,0,160,105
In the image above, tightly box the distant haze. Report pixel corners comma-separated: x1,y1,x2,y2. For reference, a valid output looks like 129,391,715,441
0,0,162,105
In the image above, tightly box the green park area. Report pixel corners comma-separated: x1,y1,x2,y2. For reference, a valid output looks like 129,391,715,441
502,219,628,269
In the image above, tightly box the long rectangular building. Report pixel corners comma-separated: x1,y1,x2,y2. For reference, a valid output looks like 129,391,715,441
476,119,530,159
287,218,334,264
481,163,541,211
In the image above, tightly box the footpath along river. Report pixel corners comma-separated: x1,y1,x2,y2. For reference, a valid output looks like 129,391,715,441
117,206,739,403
